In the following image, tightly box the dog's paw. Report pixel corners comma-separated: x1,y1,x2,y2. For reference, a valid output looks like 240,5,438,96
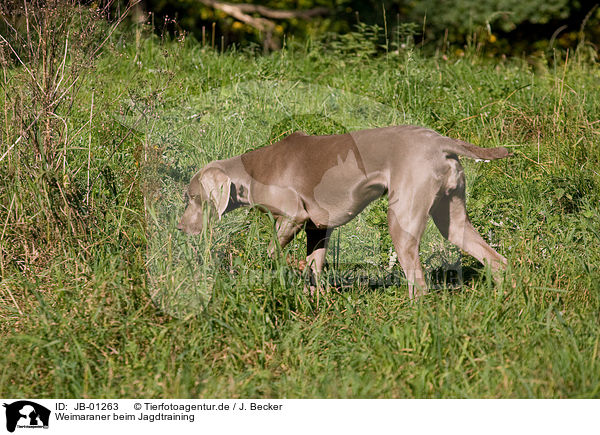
286,255,307,271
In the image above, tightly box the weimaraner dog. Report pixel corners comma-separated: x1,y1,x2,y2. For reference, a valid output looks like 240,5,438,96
178,125,511,298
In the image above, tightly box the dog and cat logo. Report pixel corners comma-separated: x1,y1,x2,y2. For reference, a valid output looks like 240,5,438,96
3,401,50,432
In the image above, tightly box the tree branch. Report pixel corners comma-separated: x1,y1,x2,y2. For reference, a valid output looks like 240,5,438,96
231,3,329,20
197,0,329,51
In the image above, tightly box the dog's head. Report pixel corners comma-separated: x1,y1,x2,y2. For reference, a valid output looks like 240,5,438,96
178,166,231,235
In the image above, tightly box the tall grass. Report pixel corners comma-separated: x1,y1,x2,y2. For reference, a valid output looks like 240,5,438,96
0,7,599,398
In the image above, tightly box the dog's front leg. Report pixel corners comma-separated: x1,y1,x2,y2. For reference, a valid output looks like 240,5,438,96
267,216,304,258
387,201,429,299
305,227,332,296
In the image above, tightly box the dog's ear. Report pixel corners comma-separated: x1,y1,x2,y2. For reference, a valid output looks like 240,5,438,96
200,167,231,219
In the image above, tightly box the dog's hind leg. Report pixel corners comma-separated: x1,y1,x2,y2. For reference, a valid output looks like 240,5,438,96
430,193,507,277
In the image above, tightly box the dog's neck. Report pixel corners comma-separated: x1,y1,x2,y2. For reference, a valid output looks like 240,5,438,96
228,180,250,211
215,156,252,214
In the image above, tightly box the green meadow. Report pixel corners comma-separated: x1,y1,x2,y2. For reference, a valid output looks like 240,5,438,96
1,23,599,397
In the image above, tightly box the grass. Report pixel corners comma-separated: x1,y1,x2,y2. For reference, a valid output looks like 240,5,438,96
1,23,599,398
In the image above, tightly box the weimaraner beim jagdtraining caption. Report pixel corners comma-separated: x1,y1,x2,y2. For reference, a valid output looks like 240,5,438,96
178,125,512,298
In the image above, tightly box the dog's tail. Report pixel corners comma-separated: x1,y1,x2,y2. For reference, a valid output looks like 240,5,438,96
443,138,513,161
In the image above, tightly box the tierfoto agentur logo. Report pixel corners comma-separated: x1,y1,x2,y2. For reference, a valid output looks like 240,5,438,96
3,401,50,433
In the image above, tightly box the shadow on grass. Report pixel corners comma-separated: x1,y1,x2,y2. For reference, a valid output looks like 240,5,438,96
258,261,489,294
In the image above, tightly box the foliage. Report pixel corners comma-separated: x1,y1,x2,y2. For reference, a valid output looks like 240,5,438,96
0,0,138,274
409,0,599,55
139,0,600,56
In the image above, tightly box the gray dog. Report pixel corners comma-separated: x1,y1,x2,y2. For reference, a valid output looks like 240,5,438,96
179,125,511,298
